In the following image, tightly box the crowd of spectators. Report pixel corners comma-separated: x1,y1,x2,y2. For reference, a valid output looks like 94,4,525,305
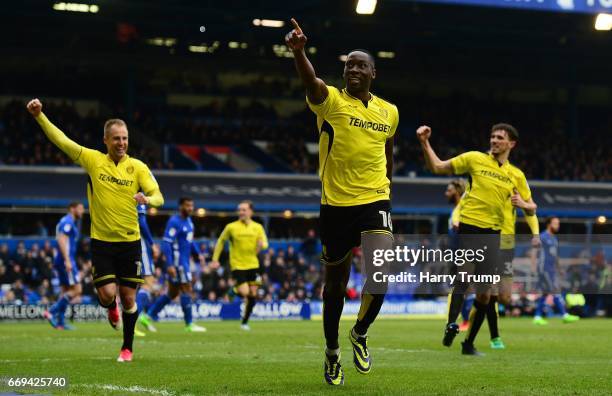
1,96,610,181
0,101,165,170
0,231,327,306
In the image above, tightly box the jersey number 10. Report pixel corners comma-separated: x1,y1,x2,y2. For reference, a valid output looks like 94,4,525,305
379,211,393,232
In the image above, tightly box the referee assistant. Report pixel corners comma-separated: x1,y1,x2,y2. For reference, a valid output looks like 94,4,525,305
27,98,164,362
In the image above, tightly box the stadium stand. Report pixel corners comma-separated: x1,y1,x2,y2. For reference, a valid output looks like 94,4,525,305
1,98,610,181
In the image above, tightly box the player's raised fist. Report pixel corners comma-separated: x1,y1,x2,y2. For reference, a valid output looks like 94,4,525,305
26,98,42,117
416,125,431,142
285,18,307,51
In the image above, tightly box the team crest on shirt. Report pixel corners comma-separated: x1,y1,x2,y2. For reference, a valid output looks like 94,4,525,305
378,108,389,118
126,166,134,174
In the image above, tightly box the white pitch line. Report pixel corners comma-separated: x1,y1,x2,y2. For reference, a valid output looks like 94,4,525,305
76,383,176,396
0,356,112,363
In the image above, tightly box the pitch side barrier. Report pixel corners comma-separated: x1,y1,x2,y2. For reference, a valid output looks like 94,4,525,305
0,300,447,321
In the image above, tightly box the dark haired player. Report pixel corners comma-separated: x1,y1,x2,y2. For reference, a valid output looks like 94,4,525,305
418,122,537,355
44,201,85,330
533,216,579,325
142,197,207,332
27,98,164,362
286,18,399,384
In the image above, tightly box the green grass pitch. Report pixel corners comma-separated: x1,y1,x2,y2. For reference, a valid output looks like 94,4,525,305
1,318,610,395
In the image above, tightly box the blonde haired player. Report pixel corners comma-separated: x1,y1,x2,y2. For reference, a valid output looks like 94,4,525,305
27,99,164,362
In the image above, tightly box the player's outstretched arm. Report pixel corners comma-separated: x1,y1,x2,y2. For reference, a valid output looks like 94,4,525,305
285,18,328,104
211,225,230,265
416,126,453,175
26,99,82,162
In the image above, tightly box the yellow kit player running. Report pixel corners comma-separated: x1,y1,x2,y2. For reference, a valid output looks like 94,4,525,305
211,201,268,330
452,182,541,349
27,99,164,362
286,18,398,385
418,122,537,356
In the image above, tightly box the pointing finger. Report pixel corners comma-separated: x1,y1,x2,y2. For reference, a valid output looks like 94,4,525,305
290,18,302,34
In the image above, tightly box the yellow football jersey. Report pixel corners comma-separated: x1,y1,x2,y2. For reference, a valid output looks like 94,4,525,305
307,86,399,206
450,151,531,230
36,113,163,242
212,220,268,271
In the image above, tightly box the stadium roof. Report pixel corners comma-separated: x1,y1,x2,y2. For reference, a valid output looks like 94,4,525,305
3,0,612,86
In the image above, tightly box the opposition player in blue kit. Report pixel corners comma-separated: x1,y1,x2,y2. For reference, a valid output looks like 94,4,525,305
134,203,159,336
533,216,579,325
141,197,207,332
44,201,85,330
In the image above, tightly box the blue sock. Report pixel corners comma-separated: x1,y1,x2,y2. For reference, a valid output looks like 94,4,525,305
147,294,171,321
55,295,70,326
553,295,567,316
462,295,474,322
535,295,547,317
180,294,193,326
136,289,151,315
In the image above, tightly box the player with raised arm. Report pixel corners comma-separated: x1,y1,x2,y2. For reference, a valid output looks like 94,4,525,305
44,201,85,330
533,216,580,325
211,200,268,331
417,123,537,355
142,197,207,332
27,99,164,362
286,18,398,384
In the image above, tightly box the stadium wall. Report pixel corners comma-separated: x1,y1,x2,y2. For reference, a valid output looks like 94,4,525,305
1,166,611,217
